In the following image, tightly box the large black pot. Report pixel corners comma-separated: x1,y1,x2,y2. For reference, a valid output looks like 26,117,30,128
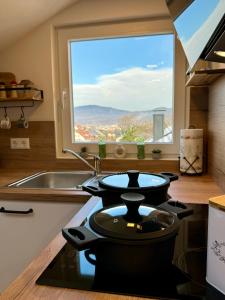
62,193,193,279
82,170,178,206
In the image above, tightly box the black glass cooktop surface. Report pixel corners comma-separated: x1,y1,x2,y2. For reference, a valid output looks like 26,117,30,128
36,202,225,300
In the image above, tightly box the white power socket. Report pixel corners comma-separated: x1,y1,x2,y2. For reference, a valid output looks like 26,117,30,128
10,138,30,149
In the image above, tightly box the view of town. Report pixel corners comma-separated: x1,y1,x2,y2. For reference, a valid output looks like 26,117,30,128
73,105,172,143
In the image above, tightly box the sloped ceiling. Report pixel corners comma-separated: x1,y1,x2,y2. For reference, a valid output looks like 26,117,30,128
0,0,78,51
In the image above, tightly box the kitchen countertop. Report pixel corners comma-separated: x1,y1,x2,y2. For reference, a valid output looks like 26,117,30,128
0,169,222,203
0,173,223,300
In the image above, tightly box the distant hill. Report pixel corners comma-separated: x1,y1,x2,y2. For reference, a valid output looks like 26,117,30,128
74,105,172,125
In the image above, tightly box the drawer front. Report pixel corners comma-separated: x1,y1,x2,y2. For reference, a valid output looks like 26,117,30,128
0,200,82,292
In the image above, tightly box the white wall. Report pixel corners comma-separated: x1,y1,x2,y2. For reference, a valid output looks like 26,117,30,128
0,0,169,121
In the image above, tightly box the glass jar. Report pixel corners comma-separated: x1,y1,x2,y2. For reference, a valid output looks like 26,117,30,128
98,141,106,159
137,142,145,159
0,82,6,99
9,80,18,98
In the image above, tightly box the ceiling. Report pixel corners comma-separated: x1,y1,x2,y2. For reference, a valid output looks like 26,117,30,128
0,0,170,52
0,0,78,51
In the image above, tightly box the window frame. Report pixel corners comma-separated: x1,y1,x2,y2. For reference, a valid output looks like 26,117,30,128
53,17,187,159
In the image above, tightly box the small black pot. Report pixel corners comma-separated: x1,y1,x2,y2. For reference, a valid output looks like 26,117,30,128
62,193,193,278
82,170,178,206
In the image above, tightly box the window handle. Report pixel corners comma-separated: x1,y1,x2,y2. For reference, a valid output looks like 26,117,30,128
61,89,67,110
0,207,33,215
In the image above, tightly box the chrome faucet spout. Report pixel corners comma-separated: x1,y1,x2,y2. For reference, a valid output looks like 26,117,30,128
62,148,101,176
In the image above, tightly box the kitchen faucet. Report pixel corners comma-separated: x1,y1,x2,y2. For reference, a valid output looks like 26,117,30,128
62,148,101,176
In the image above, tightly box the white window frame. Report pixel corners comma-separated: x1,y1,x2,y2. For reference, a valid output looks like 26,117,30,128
53,17,186,159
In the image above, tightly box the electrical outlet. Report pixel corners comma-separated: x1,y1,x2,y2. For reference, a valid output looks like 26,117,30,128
10,138,30,149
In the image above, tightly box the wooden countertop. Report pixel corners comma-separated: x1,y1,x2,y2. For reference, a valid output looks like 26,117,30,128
0,170,222,204
0,173,223,300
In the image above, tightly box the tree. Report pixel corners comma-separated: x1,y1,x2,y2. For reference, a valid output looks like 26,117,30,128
118,114,153,142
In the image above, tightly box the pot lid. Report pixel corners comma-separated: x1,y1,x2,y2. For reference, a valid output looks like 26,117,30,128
89,193,178,240
99,170,169,191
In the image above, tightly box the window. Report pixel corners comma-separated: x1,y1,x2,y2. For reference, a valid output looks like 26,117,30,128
55,18,186,158
70,34,174,143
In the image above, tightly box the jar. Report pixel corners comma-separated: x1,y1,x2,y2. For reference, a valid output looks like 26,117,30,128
0,82,7,99
137,142,145,159
17,84,25,98
9,80,18,98
19,80,34,98
98,141,106,159
207,195,225,295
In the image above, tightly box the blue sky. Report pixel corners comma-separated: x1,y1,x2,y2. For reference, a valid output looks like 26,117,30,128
69,33,174,111
70,34,174,84
174,0,220,42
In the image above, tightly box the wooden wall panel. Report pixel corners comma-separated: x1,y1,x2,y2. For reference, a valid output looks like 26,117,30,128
0,122,53,167
0,121,178,172
189,86,209,172
208,75,225,191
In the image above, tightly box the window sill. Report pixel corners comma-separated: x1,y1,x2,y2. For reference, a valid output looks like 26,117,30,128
98,157,178,161
57,154,179,173
93,157,179,173
58,153,179,160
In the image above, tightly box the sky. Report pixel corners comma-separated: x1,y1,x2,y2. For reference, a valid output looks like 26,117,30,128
70,33,174,111
174,0,223,68
174,0,220,42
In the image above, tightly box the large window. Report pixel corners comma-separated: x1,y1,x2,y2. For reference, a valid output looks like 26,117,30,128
55,18,186,158
70,34,174,143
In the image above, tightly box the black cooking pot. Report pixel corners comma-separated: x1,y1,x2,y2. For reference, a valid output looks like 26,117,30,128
62,193,193,278
82,170,178,206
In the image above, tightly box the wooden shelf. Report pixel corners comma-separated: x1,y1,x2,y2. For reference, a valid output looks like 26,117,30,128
186,69,225,87
0,98,43,109
0,97,43,102
0,72,43,109
0,87,43,107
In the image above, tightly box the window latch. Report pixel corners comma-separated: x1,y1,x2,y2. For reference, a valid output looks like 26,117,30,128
61,89,67,110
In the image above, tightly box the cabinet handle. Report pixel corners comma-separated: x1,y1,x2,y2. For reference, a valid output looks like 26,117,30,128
0,207,33,214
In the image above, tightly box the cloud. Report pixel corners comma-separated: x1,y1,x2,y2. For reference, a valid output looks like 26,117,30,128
146,64,158,69
73,67,173,111
133,36,150,40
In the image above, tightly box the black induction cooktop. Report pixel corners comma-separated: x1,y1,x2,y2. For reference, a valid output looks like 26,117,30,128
36,201,225,300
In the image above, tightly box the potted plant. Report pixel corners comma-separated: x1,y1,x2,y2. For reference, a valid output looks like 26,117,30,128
152,149,161,159
80,146,88,158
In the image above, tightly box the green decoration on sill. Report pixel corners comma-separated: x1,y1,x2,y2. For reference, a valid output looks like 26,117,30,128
136,137,145,159
98,141,106,159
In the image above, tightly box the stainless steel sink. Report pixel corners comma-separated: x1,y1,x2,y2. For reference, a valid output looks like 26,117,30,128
8,171,94,189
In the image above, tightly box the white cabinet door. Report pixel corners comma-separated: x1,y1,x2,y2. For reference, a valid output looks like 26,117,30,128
0,200,82,293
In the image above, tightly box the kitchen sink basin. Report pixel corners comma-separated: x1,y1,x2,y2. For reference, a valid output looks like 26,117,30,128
7,171,94,189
